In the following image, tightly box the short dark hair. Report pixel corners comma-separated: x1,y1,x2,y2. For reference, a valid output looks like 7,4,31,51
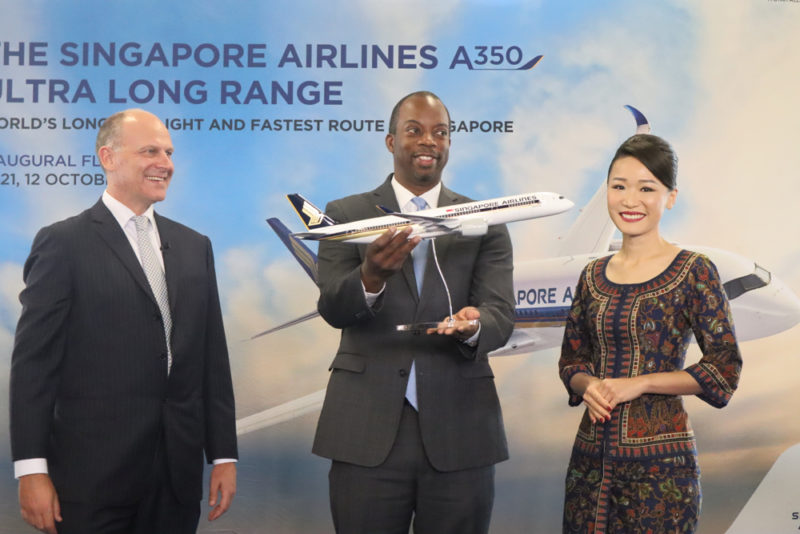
608,134,678,190
388,91,451,134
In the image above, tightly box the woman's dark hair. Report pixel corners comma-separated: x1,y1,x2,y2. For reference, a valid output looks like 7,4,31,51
607,134,678,190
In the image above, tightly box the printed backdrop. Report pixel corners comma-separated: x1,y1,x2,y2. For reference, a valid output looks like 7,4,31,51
1,1,799,532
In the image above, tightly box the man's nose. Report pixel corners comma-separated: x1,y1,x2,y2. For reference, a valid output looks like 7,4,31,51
157,151,174,168
418,130,436,145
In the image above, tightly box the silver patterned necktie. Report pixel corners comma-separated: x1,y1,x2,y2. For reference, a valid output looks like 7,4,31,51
133,215,172,373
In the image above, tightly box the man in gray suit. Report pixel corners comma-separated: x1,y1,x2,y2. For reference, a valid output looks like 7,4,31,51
312,91,515,533
10,109,237,534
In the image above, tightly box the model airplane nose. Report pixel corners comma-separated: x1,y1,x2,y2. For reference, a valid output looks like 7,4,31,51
543,192,574,214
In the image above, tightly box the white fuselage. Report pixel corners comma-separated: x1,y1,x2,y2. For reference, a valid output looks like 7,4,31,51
299,192,574,243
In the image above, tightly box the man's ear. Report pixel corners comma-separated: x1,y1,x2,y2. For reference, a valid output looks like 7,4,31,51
385,133,395,154
97,145,116,171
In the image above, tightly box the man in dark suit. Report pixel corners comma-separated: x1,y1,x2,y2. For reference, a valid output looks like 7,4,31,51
313,91,515,533
9,109,238,534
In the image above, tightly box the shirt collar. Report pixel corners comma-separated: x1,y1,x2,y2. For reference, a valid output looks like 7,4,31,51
102,190,157,229
390,175,441,212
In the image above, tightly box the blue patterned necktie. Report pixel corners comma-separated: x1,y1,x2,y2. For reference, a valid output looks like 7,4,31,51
409,196,429,294
133,215,172,373
405,196,429,410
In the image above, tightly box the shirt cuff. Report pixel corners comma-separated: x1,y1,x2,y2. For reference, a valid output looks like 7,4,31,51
212,458,238,465
462,322,481,346
362,281,385,307
14,458,48,479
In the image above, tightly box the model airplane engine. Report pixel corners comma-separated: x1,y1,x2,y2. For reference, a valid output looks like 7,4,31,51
459,218,489,236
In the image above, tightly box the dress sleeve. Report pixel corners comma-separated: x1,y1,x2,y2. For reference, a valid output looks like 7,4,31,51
684,254,742,408
558,264,596,406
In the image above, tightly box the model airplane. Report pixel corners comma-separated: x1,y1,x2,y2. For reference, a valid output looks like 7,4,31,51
286,191,574,243
240,106,800,435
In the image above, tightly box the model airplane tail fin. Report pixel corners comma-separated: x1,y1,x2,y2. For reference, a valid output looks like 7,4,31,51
287,193,337,230
266,217,319,283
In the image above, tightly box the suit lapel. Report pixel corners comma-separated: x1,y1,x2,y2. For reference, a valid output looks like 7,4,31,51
89,200,158,306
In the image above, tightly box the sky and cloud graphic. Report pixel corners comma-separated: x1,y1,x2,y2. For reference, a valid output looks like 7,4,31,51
2,1,799,532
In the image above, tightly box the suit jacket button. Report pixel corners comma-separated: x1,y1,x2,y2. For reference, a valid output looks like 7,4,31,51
398,369,407,377
160,353,167,360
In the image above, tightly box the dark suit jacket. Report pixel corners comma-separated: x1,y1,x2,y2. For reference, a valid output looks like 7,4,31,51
312,177,515,471
9,199,237,505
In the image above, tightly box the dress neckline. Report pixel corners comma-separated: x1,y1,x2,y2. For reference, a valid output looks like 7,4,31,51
598,249,690,290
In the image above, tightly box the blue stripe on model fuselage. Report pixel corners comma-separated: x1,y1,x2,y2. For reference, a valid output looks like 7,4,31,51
514,306,570,325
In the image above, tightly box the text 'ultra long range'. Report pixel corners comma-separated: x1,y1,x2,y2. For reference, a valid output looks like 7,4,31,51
286,192,574,244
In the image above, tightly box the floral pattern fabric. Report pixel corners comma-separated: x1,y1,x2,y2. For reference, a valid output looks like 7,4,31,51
564,453,701,534
558,250,742,533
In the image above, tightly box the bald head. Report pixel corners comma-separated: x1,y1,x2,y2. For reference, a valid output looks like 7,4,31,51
97,109,174,214
96,109,162,156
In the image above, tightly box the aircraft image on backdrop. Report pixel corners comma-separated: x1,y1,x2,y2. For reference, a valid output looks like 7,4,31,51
240,106,800,436
236,107,800,533
286,191,574,244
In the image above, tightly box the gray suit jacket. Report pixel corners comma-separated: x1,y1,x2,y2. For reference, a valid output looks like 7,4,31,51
10,199,237,505
312,177,515,471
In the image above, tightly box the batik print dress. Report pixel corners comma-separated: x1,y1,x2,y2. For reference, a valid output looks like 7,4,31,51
558,250,742,534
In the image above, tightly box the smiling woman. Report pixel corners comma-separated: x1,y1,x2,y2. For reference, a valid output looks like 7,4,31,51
558,134,743,534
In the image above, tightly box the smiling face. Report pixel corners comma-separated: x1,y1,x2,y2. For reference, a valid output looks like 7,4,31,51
607,156,677,239
386,93,450,195
99,110,174,215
